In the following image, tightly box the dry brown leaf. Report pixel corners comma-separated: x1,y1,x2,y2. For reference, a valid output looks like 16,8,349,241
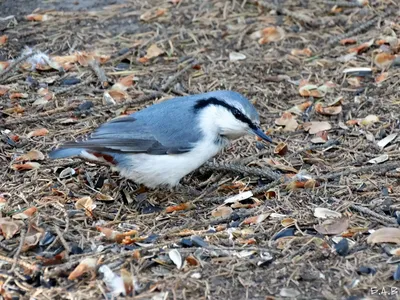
140,8,166,22
251,27,285,44
367,227,400,244
264,158,298,173
12,207,37,219
0,218,23,239
303,121,332,134
288,101,312,115
290,48,312,57
374,52,395,69
22,223,44,252
0,61,10,71
211,206,233,218
242,214,268,225
348,39,374,54
340,38,357,45
0,35,8,46
146,44,164,59
375,72,389,84
112,74,135,91
314,217,349,235
15,150,45,162
27,128,49,138
11,162,41,171
68,257,98,280
0,85,9,96
75,196,96,217
274,142,288,156
275,112,298,132
315,103,342,116
9,92,28,100
165,202,195,213
25,14,52,22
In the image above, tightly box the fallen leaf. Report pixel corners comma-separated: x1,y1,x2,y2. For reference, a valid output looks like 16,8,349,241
288,101,312,115
11,162,41,171
359,115,379,126
264,158,298,173
368,154,389,164
12,207,37,219
290,48,312,57
377,133,397,149
0,218,23,239
0,85,9,96
224,191,253,204
314,217,349,235
274,142,288,156
22,223,44,252
367,227,400,244
281,218,296,227
140,8,166,21
229,52,246,61
111,74,135,91
15,150,45,162
211,206,233,218
348,39,374,54
9,93,28,100
251,26,285,44
145,44,164,59
315,103,342,116
299,84,323,98
75,196,96,217
374,52,395,69
165,202,194,213
303,121,332,134
242,214,268,225
340,38,357,45
0,35,8,45
25,14,52,22
0,61,10,71
311,131,328,144
376,72,389,84
68,257,98,280
27,128,49,138
168,249,183,269
314,207,341,219
275,112,298,132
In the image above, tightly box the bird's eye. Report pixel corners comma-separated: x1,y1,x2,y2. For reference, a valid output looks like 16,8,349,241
232,108,242,118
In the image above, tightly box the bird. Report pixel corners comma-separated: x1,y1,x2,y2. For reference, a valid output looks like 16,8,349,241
49,90,272,188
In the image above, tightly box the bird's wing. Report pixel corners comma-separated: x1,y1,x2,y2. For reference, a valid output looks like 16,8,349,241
56,113,201,155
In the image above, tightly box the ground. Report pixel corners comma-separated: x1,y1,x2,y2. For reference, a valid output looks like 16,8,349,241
0,0,400,299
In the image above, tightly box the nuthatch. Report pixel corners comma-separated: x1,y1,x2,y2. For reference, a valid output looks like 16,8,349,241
49,90,272,188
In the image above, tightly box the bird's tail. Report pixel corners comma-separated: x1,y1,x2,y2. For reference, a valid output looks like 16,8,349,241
48,148,84,159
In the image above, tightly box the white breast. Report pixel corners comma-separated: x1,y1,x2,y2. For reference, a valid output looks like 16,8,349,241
116,137,224,188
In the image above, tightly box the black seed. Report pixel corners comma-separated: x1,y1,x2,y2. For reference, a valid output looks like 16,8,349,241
335,239,350,256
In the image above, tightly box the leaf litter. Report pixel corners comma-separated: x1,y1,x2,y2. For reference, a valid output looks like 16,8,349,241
0,0,400,299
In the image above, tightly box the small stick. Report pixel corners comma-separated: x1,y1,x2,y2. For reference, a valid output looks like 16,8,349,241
88,59,109,88
54,227,70,259
161,59,196,92
10,229,26,273
0,253,39,272
350,204,398,225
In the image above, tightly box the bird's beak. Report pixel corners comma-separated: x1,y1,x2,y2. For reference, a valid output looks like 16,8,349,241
252,127,273,143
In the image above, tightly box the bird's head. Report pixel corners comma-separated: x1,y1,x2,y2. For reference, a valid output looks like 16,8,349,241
193,90,272,143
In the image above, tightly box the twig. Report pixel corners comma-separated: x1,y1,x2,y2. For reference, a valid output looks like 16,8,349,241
350,204,398,225
10,229,26,273
203,161,280,181
0,253,39,272
250,0,319,26
2,92,162,127
0,51,36,83
88,60,109,88
161,59,196,92
54,227,71,259
320,161,400,181
327,9,395,46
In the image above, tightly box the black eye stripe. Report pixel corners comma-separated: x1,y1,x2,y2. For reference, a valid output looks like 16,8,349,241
194,97,256,129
